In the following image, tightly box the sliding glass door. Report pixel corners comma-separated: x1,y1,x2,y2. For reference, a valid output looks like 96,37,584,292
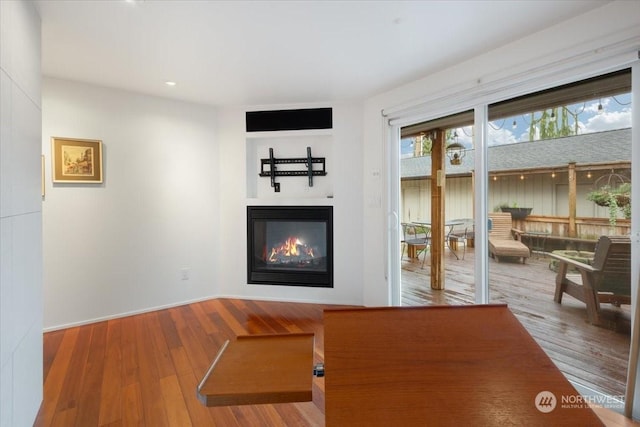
398,112,476,306
485,70,632,401
389,66,637,411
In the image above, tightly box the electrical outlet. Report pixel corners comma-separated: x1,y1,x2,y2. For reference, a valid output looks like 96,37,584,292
180,268,190,281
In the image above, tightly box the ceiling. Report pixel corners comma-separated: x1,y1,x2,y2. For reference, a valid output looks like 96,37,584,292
35,0,609,108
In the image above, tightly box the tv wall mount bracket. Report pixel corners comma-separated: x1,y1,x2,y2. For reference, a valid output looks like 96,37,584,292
259,147,326,192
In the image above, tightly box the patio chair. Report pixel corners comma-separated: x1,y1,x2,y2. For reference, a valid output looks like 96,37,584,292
549,235,631,325
487,212,530,263
402,223,431,268
447,219,474,260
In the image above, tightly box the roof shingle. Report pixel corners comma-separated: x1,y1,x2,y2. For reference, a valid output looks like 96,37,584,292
401,128,631,178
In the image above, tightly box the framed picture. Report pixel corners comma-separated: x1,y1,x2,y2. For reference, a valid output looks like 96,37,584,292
51,137,103,183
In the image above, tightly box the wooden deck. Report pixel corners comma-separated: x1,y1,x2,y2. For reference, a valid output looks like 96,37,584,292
402,246,631,398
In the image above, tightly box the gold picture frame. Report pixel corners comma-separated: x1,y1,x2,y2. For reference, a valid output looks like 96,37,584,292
51,137,103,183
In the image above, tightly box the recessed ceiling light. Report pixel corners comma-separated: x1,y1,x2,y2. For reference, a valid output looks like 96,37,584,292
165,81,177,87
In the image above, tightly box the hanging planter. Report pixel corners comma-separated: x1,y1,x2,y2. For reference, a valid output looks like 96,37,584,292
615,192,631,207
586,182,631,225
587,187,613,207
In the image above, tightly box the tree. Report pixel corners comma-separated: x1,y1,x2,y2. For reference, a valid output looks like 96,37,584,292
528,107,579,141
413,133,433,157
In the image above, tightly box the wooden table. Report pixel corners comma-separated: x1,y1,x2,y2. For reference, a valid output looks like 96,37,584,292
324,305,604,426
197,333,314,406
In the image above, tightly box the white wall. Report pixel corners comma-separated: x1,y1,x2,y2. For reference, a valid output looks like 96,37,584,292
216,103,364,305
42,79,365,328
42,78,220,329
362,0,640,306
0,1,43,426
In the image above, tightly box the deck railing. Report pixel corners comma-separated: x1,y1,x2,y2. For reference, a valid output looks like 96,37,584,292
512,215,631,239
511,215,631,252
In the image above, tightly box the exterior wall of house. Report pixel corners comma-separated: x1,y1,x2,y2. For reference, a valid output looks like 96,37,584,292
0,1,43,425
401,169,631,226
401,177,474,222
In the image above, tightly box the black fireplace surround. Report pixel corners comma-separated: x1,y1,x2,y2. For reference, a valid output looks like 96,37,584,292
247,206,333,287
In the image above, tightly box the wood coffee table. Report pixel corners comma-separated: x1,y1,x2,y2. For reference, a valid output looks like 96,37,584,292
198,305,606,426
324,304,604,426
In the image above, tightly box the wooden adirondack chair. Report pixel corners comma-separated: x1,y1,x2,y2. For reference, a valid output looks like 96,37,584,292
549,235,631,325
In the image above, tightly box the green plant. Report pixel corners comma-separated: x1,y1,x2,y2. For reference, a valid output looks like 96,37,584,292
499,202,520,208
586,183,631,226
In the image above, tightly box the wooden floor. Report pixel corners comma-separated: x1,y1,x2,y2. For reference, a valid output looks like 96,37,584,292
35,261,634,426
35,299,336,427
402,246,632,398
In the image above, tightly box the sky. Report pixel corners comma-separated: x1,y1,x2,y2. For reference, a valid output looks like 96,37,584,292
400,93,632,156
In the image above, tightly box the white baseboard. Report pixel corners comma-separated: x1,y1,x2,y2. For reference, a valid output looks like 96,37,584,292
43,294,362,333
42,295,217,332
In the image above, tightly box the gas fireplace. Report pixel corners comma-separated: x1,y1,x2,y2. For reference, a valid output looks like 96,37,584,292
247,206,333,287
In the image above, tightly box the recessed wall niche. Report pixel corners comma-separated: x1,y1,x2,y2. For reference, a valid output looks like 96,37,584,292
246,132,333,199
245,107,333,199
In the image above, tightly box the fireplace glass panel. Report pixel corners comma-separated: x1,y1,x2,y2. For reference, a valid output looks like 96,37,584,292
259,221,327,272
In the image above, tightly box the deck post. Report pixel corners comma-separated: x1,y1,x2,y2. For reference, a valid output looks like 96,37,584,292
430,130,446,289
568,162,577,237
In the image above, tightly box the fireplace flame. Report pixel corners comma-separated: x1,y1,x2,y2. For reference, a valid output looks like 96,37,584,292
267,236,315,263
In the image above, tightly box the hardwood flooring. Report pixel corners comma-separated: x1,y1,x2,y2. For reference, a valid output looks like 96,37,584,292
35,299,337,427
35,259,635,426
